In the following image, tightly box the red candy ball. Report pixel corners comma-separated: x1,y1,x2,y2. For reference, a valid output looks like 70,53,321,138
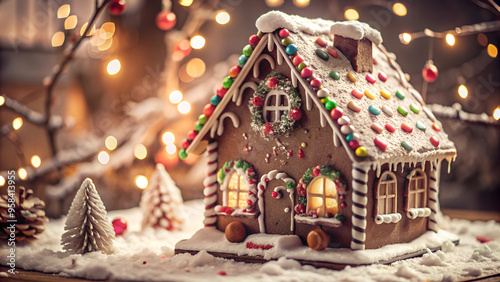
216,86,228,98
181,139,191,149
112,218,128,236
272,191,279,198
301,67,313,78
290,107,302,120
331,107,344,119
156,11,177,31
187,130,197,141
203,104,216,118
422,61,438,82
266,77,278,88
228,66,241,78
292,55,304,66
252,96,263,106
263,122,274,135
279,29,290,38
249,35,260,46
310,78,322,88
109,0,126,16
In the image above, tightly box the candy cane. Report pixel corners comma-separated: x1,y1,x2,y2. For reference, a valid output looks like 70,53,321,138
203,140,218,227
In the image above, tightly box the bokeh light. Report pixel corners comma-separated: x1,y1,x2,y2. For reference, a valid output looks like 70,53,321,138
107,59,121,75
169,90,183,104
178,101,191,114
458,85,468,99
135,175,148,189
134,144,148,160
98,151,110,164
105,136,118,150
31,155,41,168
216,11,230,25
13,117,23,130
51,32,65,47
186,58,206,78
190,35,206,49
392,3,407,16
344,9,359,20
445,33,455,46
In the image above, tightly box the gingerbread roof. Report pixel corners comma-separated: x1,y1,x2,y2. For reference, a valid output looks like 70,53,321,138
180,11,456,175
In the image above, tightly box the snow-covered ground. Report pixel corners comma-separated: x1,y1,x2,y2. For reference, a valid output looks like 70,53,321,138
1,200,499,281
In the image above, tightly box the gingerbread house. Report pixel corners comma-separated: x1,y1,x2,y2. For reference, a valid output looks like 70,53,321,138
175,11,457,263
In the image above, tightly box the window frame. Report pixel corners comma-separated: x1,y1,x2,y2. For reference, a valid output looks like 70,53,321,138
223,170,250,209
375,171,398,216
306,176,339,217
406,168,427,211
263,89,291,123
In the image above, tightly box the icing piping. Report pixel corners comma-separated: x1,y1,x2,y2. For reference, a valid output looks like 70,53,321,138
202,140,218,227
427,166,439,232
375,213,402,224
267,33,274,52
320,113,326,128
253,54,276,78
351,163,369,250
236,81,258,106
217,112,240,136
407,207,431,219
257,170,295,233
291,70,298,87
209,122,217,139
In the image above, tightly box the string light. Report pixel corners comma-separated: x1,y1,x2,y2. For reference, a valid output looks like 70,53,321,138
12,117,23,130
458,85,468,99
51,32,65,47
57,4,70,18
134,144,147,160
344,9,359,20
179,0,193,6
105,136,118,150
265,0,284,7
166,143,177,154
178,101,191,114
186,58,206,78
64,15,78,30
107,59,121,75
0,96,5,106
98,151,110,164
215,11,230,25
18,168,27,180
445,33,455,46
99,22,115,39
400,33,412,44
293,0,310,8
190,36,206,49
392,3,407,16
477,33,488,46
169,90,183,104
0,176,4,186
31,155,41,168
487,44,498,58
135,175,148,189
493,107,500,120
162,132,175,145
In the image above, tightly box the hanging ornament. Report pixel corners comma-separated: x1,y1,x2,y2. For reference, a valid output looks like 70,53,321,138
109,0,127,16
156,11,177,31
175,39,191,57
112,217,128,236
422,60,438,82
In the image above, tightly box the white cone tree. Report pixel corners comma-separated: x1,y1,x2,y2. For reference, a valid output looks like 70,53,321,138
61,178,115,254
140,164,184,230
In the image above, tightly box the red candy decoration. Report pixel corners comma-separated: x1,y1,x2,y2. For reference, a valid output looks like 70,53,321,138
252,96,263,106
112,218,128,236
217,86,228,98
422,60,439,82
301,67,313,78
156,11,177,31
298,149,304,158
218,271,227,276
292,55,304,66
249,34,260,46
476,236,493,243
430,136,440,147
327,48,338,58
313,166,320,176
228,66,241,78
351,89,363,99
272,191,279,198
331,107,344,119
266,77,278,88
385,123,396,133
290,107,302,120
109,0,126,16
315,37,327,47
203,104,216,118
378,72,388,82
401,122,413,133
366,74,376,84
263,122,274,135
310,78,322,88
279,29,290,38
187,130,197,141
374,137,388,151
295,203,306,213
181,139,191,149
349,140,360,149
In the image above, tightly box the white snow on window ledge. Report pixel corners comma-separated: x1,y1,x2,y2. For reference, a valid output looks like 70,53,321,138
375,213,402,224
294,215,342,228
407,207,431,219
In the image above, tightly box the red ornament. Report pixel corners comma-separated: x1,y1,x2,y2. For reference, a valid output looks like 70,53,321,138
266,77,278,88
156,11,177,31
263,122,274,135
422,60,438,82
252,96,263,106
249,34,260,46
187,130,197,141
112,218,128,236
216,86,228,98
292,55,304,66
175,39,191,57
203,103,216,118
279,29,290,38
289,107,302,120
109,0,126,16
228,66,241,78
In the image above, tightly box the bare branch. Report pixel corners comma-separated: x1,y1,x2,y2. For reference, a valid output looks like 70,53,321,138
1,95,63,130
428,103,500,128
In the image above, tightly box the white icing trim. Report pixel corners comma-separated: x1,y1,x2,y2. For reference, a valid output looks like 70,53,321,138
294,215,342,228
330,21,383,45
236,81,258,107
320,113,326,128
217,112,240,136
253,54,276,78
273,186,285,199
407,208,431,219
351,163,369,250
375,213,402,224
257,170,295,233
263,89,291,123
267,33,274,52
202,141,218,227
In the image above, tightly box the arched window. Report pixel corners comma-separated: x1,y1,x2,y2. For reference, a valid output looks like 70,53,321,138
407,168,427,209
263,89,290,123
225,172,249,209
306,176,338,217
376,171,397,215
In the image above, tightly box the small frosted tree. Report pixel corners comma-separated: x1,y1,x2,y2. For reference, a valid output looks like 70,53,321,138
61,178,115,254
140,164,184,230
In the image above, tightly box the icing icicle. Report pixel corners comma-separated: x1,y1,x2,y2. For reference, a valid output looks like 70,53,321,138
351,163,370,250
203,140,219,227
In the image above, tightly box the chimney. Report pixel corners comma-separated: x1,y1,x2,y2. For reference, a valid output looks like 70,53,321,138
330,22,382,73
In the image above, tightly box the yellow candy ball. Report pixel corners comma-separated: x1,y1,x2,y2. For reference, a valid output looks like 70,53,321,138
355,146,367,157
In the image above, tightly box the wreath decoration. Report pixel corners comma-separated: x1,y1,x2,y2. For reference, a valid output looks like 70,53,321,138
217,159,258,213
294,165,347,222
249,72,302,137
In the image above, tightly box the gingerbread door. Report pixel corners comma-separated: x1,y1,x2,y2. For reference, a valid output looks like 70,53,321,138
263,177,295,235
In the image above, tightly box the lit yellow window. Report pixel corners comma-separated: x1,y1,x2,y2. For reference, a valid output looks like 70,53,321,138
407,168,427,209
307,177,338,217
227,172,249,209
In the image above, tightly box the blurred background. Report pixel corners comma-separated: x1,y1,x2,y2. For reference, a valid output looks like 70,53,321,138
0,0,499,217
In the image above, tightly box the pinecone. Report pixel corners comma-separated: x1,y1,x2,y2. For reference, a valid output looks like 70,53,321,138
0,186,48,242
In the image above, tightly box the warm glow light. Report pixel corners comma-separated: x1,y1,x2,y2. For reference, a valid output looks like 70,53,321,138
57,4,70,18
166,144,177,155
80,22,95,36
458,85,468,99
18,168,27,180
12,117,23,130
0,96,5,106
0,176,4,186
99,22,115,39
215,11,230,25
392,3,407,16
186,58,206,78
169,90,183,104
179,0,193,6
90,32,105,46
190,35,206,49
344,9,359,20
487,44,498,58
105,136,118,150
64,15,78,30
265,0,284,7
293,0,310,8
493,107,500,120
98,151,110,164
31,155,41,168
400,33,412,44
107,59,121,75
51,32,65,47
446,33,455,46
134,144,147,160
135,175,148,189
178,101,191,114
98,38,113,51
162,132,175,145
